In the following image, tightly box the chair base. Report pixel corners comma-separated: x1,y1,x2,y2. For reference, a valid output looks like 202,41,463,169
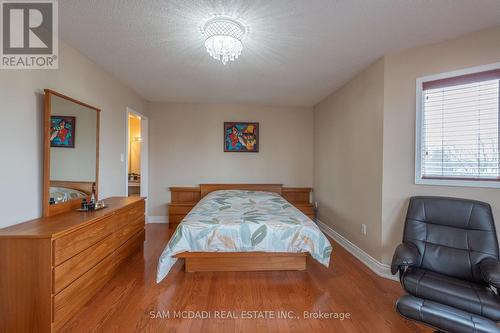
396,295,500,333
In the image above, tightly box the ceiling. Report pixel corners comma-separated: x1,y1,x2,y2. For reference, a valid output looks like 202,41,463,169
59,0,500,107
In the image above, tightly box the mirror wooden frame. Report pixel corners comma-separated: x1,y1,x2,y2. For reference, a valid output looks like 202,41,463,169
43,89,101,217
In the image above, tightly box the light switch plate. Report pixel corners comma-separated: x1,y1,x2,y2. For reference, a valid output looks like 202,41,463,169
361,224,367,236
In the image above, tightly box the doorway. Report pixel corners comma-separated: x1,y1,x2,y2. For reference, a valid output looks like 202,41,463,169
125,108,149,210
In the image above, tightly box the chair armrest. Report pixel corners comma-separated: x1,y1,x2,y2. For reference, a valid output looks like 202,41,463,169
391,242,420,275
480,258,500,289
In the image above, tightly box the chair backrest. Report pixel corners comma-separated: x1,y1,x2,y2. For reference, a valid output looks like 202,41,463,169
404,196,498,284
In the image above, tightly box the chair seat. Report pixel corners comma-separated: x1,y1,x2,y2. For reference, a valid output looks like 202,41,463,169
402,267,500,321
396,295,500,333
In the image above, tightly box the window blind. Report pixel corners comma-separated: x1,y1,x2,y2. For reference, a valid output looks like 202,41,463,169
421,70,500,180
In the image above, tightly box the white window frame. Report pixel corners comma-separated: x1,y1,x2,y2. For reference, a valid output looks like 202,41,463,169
415,62,500,189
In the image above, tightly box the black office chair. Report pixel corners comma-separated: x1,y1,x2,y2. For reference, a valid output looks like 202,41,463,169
391,196,500,333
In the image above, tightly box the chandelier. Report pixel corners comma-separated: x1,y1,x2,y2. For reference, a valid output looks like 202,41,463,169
202,17,246,65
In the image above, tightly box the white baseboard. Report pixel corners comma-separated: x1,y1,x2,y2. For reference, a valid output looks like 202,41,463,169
315,219,398,281
147,215,168,224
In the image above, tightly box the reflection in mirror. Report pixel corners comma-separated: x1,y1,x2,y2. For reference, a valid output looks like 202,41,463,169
44,91,99,212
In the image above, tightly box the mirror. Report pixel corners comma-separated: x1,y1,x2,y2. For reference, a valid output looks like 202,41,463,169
43,89,100,216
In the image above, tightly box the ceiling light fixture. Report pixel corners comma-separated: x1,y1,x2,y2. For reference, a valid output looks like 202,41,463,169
202,16,246,65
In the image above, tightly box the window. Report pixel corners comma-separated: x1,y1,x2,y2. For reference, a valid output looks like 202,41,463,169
416,65,500,188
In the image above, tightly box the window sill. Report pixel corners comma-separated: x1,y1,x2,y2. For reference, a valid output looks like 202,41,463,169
415,177,500,189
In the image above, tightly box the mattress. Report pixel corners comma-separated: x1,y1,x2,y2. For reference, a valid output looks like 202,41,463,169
157,190,332,282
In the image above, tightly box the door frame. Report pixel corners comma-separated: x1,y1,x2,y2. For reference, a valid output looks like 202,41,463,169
125,107,149,216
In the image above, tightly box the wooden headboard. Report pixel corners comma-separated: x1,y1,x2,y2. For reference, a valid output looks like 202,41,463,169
199,184,282,198
50,180,95,195
168,184,314,229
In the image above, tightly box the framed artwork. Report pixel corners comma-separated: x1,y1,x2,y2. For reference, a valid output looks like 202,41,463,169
224,122,259,152
50,116,76,148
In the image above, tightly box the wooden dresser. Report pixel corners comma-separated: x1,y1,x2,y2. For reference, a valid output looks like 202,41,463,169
0,196,145,333
168,185,315,229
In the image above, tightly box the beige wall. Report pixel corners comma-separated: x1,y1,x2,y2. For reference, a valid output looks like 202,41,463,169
313,27,500,265
313,58,385,260
0,41,146,228
381,27,500,263
147,102,313,217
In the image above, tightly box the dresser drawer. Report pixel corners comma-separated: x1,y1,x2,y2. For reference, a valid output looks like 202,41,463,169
53,232,115,294
53,216,113,266
53,252,115,330
115,216,144,248
115,229,145,268
114,200,145,229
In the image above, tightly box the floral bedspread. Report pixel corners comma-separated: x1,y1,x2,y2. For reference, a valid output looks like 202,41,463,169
157,190,332,282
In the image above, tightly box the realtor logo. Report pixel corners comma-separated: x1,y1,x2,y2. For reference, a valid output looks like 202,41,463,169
1,0,58,69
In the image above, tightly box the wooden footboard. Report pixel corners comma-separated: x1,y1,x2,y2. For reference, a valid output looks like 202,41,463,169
175,252,307,272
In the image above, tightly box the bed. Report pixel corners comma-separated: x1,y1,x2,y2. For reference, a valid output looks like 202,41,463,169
156,186,332,282
50,187,88,204
49,181,94,204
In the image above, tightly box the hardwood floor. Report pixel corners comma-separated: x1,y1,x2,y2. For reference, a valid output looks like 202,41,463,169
60,224,431,333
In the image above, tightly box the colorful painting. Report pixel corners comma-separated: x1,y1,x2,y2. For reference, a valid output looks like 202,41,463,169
50,116,76,148
224,122,259,152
